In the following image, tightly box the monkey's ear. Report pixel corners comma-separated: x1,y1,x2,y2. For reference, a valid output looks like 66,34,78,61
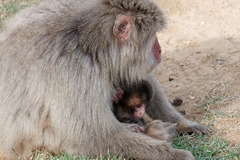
113,15,132,42
113,88,124,103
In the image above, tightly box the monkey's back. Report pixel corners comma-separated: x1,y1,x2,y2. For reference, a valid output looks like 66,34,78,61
0,0,111,158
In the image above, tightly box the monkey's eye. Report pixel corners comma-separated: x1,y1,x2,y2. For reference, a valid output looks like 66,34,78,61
136,105,141,108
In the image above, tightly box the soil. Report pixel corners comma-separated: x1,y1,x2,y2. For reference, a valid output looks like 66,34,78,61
155,0,240,144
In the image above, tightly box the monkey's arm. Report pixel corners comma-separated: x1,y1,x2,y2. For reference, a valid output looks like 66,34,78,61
118,115,145,126
146,75,209,134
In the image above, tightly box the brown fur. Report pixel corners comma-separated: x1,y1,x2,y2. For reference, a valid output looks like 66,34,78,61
0,0,208,159
113,80,154,125
113,81,177,141
144,120,177,142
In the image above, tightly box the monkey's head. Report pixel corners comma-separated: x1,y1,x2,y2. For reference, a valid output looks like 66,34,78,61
114,80,154,119
77,0,166,84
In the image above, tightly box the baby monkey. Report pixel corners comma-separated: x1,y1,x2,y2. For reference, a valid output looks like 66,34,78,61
113,80,153,127
113,80,177,141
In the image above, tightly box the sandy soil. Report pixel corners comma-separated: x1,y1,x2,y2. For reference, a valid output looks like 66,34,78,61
156,0,240,144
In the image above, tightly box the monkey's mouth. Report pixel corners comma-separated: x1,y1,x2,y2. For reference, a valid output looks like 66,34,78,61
152,39,162,64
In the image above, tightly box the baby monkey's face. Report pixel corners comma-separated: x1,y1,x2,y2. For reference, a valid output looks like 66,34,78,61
125,94,148,119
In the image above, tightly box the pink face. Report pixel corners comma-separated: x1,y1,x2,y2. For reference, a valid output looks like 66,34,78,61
133,104,146,118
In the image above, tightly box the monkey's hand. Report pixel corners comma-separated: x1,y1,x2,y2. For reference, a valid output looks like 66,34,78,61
177,121,210,135
144,120,177,142
124,123,145,133
136,125,145,133
163,122,177,141
112,88,124,103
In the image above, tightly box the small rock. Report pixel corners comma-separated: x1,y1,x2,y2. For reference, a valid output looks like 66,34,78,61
192,104,198,108
169,77,174,81
179,63,184,66
172,97,183,106
165,65,170,69
185,41,191,46
189,96,196,100
218,61,223,65
216,57,227,62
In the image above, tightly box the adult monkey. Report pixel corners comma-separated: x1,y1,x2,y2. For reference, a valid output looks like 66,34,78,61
0,0,208,159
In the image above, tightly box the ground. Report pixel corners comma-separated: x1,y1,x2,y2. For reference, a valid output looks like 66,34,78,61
156,0,240,144
0,0,239,159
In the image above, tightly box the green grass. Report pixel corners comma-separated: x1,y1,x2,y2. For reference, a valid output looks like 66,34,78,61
202,52,217,63
201,96,222,120
0,0,32,29
1,1,240,160
31,150,124,160
172,133,240,160
0,0,29,15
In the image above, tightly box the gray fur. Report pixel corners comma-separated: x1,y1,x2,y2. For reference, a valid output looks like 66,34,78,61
0,0,207,159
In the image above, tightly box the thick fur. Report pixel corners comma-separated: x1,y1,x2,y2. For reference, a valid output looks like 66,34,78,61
113,80,154,125
0,0,207,159
144,120,177,142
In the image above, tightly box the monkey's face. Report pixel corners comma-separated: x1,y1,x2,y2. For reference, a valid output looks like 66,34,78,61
132,104,146,119
124,95,147,119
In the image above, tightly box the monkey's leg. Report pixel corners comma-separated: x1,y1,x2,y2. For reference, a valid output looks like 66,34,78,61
105,127,195,160
146,75,209,134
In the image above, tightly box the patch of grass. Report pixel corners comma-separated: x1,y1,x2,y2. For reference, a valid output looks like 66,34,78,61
170,95,240,160
0,0,28,15
200,96,223,131
201,96,221,107
207,52,216,58
0,0,33,29
201,96,221,128
172,133,240,160
201,95,240,122
32,150,124,160
202,52,217,63
200,96,222,122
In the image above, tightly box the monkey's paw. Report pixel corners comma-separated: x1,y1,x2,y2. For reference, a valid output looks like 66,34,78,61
177,121,210,135
144,120,177,141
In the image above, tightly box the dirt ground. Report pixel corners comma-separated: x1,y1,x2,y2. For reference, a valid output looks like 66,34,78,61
155,0,240,144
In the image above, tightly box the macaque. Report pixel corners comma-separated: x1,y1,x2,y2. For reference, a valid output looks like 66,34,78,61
0,0,208,159
113,80,154,127
113,80,177,141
